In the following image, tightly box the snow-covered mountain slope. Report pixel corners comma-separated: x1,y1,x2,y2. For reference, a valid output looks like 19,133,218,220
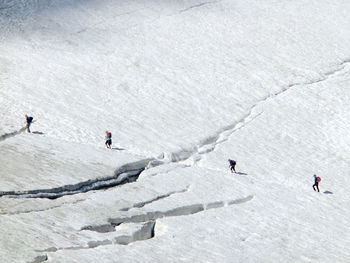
1,0,350,262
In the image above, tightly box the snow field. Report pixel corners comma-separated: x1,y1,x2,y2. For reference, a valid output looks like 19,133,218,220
1,0,350,262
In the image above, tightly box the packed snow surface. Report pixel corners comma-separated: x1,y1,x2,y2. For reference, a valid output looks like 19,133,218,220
1,0,350,262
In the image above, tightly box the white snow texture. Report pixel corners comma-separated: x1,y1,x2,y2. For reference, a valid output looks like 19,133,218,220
1,0,350,262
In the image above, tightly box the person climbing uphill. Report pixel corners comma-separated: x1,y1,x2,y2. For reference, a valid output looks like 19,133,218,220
105,131,112,149
25,114,33,133
228,159,236,173
313,174,321,192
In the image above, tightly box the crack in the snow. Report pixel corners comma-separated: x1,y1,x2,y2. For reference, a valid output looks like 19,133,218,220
162,60,350,166
34,221,156,260
33,195,253,260
0,159,154,199
120,186,190,211
29,254,48,263
179,1,218,13
113,221,156,246
2,61,349,201
0,198,85,215
82,195,254,233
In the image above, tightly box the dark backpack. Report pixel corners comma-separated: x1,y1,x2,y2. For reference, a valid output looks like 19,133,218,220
27,117,33,123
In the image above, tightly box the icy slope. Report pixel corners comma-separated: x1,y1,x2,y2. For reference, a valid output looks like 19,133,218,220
0,0,350,262
1,0,350,155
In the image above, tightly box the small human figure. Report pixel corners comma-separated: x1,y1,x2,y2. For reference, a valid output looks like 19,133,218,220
25,114,33,133
105,131,112,149
313,174,321,192
228,159,236,173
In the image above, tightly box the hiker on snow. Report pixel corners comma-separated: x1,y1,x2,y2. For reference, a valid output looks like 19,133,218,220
25,114,33,133
313,174,321,192
105,131,112,149
228,159,236,173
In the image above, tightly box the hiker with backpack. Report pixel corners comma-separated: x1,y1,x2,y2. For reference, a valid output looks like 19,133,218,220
105,131,112,149
25,114,33,133
228,159,236,173
313,174,321,192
